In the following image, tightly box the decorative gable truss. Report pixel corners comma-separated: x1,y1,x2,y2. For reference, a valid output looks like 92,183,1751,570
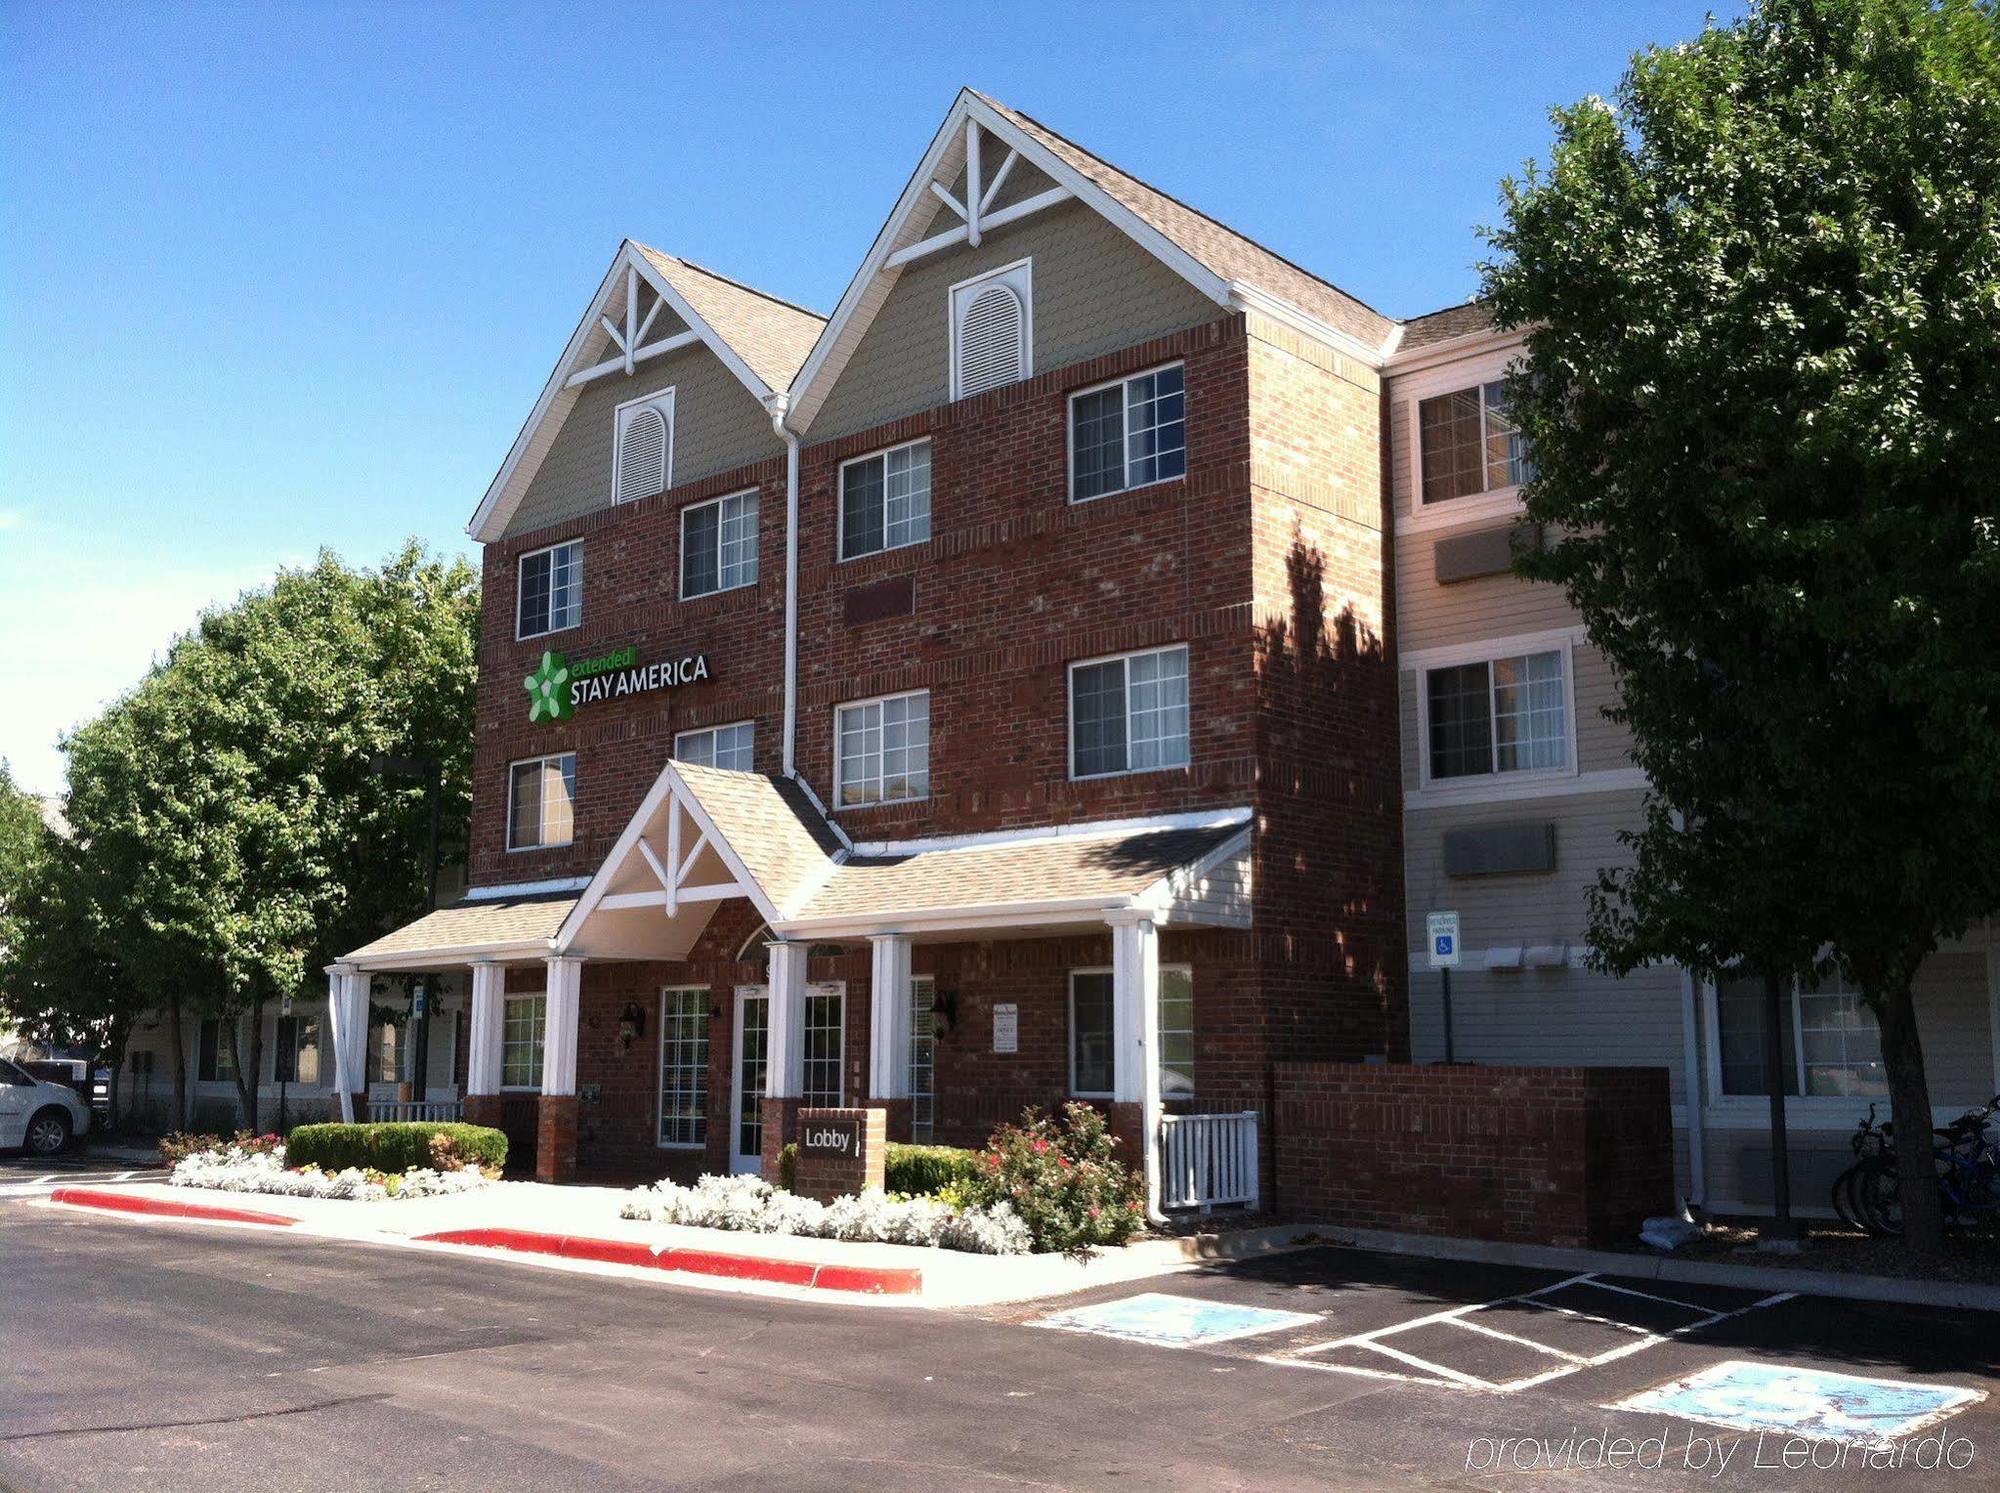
567,262,702,388
887,117,1073,269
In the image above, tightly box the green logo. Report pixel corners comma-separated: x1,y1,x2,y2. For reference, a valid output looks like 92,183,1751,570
524,651,573,722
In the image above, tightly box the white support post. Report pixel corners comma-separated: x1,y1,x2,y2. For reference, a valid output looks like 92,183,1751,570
623,264,637,374
541,956,582,1098
964,119,982,247
1110,914,1165,1222
467,961,505,1097
324,963,369,1124
867,935,913,1101
764,941,807,1100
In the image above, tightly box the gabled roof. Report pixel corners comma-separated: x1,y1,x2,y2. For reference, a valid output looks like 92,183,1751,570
786,89,1400,431
466,240,825,543
1396,299,1499,353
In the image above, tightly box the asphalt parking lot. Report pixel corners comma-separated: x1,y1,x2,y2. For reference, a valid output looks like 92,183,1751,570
0,1148,163,1200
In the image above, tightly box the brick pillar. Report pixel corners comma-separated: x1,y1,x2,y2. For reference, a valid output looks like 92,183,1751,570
760,1096,802,1182
535,1094,579,1183
793,1107,887,1202
1107,1101,1145,1175
462,1093,503,1130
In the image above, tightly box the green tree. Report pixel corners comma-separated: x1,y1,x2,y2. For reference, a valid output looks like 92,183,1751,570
1483,0,2000,1253
0,761,44,914
57,543,479,1129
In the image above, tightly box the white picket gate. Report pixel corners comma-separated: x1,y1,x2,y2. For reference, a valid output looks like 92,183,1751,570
1158,1110,1260,1212
369,1099,464,1123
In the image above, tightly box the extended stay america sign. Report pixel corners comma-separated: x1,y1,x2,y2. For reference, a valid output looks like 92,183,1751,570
524,645,711,723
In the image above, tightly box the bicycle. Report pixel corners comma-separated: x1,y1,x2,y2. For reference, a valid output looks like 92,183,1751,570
1838,1093,2000,1239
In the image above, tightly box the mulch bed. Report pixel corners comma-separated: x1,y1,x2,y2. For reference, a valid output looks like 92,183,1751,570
1627,1217,2000,1286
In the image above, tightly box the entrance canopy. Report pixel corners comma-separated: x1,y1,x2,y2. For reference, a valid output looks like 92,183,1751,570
346,760,1251,969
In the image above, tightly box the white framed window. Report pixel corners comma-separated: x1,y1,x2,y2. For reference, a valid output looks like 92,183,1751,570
657,986,710,1148
674,721,755,773
1421,646,1570,783
196,1017,238,1083
1417,379,1531,507
1069,645,1190,780
802,987,844,1107
274,1013,323,1086
680,489,758,598
1712,972,1887,1100
910,975,935,1142
612,387,675,506
501,994,545,1089
516,540,582,640
1069,966,1193,1099
950,258,1033,399
507,752,577,850
1069,362,1186,502
839,439,931,560
834,689,930,808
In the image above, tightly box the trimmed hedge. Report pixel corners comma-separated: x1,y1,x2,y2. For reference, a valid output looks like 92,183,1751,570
778,1141,980,1197
286,1122,508,1174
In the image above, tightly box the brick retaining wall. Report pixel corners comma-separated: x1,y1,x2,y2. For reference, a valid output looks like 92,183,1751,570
1274,1062,1673,1248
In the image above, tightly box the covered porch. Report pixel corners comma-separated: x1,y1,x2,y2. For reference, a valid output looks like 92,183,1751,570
345,762,1259,1209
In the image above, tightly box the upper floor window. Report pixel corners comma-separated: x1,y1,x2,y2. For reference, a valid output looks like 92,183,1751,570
1070,644,1190,779
1423,648,1568,781
1070,363,1186,503
681,489,758,599
950,259,1033,399
613,388,675,506
840,440,931,560
508,752,577,850
835,689,929,808
1714,972,1885,1099
517,540,582,640
1418,380,1531,505
675,721,755,773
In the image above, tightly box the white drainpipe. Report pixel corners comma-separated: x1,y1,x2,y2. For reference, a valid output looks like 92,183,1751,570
769,397,801,776
1679,966,1708,1210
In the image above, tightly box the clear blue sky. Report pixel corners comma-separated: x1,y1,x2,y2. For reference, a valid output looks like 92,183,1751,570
0,0,1734,796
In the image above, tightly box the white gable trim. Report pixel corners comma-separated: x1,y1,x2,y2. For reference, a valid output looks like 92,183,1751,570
788,91,1249,433
467,241,782,544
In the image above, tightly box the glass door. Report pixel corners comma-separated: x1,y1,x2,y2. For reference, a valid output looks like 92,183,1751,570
731,987,768,1174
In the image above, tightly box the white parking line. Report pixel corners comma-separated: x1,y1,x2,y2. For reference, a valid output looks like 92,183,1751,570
1257,1274,1797,1395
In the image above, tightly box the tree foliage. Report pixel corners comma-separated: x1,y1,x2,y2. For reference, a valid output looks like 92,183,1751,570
1483,0,2000,1250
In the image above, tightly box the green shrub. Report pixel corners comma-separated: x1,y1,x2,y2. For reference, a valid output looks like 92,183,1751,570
776,1140,980,1198
962,1102,1144,1256
286,1122,507,1175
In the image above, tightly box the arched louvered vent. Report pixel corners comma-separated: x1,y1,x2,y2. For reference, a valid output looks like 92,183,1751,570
616,403,669,505
950,260,1032,399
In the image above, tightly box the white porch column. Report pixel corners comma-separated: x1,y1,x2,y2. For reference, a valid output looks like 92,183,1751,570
466,961,505,1097
541,956,582,1097
764,940,808,1100
1109,913,1165,1221
867,935,913,1101
324,963,370,1124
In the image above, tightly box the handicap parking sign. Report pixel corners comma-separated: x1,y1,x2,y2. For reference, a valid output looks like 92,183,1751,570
1426,911,1460,969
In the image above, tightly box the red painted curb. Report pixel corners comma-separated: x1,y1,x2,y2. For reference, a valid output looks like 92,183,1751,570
415,1227,923,1295
49,1187,297,1228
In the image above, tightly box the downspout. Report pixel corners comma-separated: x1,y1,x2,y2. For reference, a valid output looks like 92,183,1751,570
769,397,801,777
1679,967,1708,1212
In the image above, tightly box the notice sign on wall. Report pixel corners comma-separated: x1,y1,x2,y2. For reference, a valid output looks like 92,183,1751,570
799,1117,861,1160
992,1002,1019,1054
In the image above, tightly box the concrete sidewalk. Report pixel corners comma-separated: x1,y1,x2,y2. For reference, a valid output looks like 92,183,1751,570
41,1179,1290,1306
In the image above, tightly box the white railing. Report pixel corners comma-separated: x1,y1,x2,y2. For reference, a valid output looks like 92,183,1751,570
370,1100,464,1123
1159,1110,1260,1213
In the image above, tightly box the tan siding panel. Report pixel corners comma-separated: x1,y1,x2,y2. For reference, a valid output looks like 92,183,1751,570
809,199,1220,443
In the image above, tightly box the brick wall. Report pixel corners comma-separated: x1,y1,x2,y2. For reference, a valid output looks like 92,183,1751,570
1273,1062,1673,1248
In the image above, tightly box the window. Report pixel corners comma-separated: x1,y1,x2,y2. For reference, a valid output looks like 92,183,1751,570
502,995,546,1089
1715,974,1887,1099
674,721,755,773
196,1017,236,1082
1069,967,1192,1098
1070,363,1186,502
613,388,674,505
371,1022,402,1084
657,987,710,1148
1424,649,1568,782
1070,645,1190,779
839,440,931,560
802,988,843,1108
274,1014,322,1086
516,540,582,640
508,753,577,850
910,975,936,1142
835,691,929,808
1418,380,1532,505
680,489,758,598
950,259,1032,399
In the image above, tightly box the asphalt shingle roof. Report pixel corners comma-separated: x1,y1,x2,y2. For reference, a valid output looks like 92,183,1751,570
1399,300,1499,350
633,246,826,393
346,892,578,962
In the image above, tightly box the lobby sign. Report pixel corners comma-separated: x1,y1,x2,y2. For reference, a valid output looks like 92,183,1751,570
799,1117,861,1160
524,645,711,723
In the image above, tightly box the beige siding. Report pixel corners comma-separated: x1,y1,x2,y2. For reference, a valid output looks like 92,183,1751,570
506,341,780,539
808,197,1220,443
1403,787,1646,952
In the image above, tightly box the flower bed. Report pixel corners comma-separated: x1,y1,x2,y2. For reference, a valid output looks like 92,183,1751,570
619,1174,1032,1255
168,1143,492,1202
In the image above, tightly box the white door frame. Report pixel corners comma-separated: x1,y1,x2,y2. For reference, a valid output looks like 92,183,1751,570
730,984,769,1174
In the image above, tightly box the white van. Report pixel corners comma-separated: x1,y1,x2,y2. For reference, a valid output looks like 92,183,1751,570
0,1057,92,1156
